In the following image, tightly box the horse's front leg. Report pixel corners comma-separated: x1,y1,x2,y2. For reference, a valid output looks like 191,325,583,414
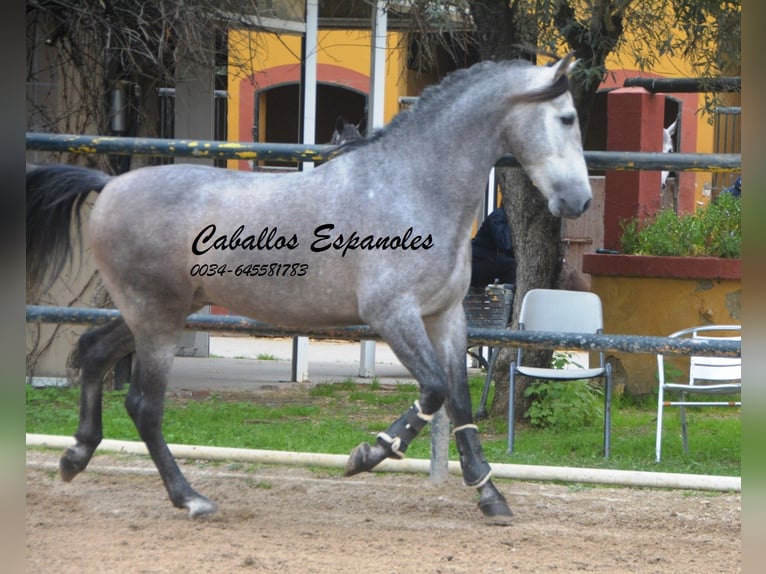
432,315,513,523
60,320,134,481
345,397,437,474
345,310,448,475
125,339,216,518
451,423,513,523
345,304,513,523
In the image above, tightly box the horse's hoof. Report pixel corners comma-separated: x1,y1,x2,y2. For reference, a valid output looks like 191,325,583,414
59,449,88,482
345,442,377,477
478,494,514,525
187,496,217,518
59,457,82,482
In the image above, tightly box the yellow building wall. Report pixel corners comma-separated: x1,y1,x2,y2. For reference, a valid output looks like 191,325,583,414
226,28,433,170
227,29,302,151
227,23,735,196
590,275,741,395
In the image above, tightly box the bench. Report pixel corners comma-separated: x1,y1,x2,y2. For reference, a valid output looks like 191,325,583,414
463,283,514,420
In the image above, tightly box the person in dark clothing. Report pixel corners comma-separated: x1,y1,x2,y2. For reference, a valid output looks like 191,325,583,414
721,176,741,199
470,206,516,287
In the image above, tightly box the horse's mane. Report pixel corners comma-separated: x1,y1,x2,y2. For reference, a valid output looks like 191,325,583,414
382,60,504,134
333,58,568,156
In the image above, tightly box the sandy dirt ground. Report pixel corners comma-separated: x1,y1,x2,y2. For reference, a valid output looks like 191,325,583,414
26,447,740,574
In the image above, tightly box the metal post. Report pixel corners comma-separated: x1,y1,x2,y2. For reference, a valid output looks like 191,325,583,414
359,1,389,379
302,0,318,154
368,1,387,130
174,26,215,358
291,336,310,383
429,407,450,484
291,0,320,381
358,342,376,378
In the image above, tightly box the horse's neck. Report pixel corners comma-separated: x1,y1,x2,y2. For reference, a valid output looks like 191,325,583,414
385,114,505,226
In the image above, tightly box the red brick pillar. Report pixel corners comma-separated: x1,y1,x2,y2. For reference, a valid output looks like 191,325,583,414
604,88,666,250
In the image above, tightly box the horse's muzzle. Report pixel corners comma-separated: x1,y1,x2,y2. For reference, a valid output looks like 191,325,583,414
550,193,591,219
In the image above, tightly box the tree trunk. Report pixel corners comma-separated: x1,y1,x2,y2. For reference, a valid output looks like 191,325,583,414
468,1,627,421
489,168,562,420
469,1,528,61
468,1,561,421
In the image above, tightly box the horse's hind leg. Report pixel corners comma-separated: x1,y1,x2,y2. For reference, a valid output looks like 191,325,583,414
124,335,215,517
60,319,135,481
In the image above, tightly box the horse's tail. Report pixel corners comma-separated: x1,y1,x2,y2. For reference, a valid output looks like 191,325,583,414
26,164,112,291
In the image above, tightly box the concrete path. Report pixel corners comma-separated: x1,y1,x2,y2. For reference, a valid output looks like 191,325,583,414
168,336,416,392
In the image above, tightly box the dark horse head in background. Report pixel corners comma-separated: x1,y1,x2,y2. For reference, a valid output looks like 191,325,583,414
329,115,364,146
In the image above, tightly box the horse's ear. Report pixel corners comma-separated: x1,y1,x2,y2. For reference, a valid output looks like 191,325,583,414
335,116,345,132
553,52,578,80
666,119,678,135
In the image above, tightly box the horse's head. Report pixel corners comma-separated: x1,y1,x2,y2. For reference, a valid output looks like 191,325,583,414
661,120,677,189
503,55,592,219
330,116,363,146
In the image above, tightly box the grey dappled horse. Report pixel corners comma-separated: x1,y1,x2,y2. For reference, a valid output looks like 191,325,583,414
26,55,591,523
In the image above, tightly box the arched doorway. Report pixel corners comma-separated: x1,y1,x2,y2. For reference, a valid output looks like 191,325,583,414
253,82,366,169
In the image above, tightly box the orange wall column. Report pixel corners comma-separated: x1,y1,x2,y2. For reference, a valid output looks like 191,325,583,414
603,87,666,250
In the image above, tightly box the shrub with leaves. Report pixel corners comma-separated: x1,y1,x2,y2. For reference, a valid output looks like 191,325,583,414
619,193,741,258
523,353,604,430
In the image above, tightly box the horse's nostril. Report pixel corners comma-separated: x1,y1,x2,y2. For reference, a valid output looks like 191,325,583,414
582,198,591,213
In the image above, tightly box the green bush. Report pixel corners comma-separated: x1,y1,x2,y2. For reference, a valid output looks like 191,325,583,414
619,193,740,258
523,353,604,430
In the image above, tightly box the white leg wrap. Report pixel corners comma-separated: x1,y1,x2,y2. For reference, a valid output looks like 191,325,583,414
376,401,430,460
376,432,404,458
413,400,433,422
471,468,493,488
454,424,493,487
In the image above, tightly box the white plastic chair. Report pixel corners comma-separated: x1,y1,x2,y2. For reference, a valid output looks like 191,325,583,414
655,324,741,462
508,289,613,457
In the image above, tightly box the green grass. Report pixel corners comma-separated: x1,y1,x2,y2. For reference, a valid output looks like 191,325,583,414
25,375,740,477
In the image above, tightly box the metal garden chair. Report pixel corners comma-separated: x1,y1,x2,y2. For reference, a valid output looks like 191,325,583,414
655,324,741,462
508,289,613,457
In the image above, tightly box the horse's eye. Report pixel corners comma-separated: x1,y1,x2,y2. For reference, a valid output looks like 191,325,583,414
561,114,576,126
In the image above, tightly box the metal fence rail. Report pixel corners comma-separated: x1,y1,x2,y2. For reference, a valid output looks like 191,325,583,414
623,76,740,93
26,305,741,358
26,132,741,173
